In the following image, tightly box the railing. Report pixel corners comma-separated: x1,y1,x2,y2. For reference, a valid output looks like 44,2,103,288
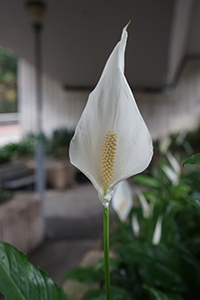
0,113,19,125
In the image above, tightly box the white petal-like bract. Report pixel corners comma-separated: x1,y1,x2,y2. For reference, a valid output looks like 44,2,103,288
136,191,150,218
162,165,179,186
166,152,181,175
112,180,133,221
152,215,163,245
132,214,140,237
69,25,153,206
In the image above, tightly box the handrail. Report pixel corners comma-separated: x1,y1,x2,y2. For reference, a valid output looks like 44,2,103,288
0,113,19,124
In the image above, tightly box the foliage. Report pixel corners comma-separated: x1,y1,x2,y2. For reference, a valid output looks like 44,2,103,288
0,129,74,164
0,146,13,163
183,153,200,168
175,128,200,154
144,286,183,300
0,45,17,113
0,46,17,77
64,150,200,300
0,242,68,300
82,286,132,300
64,267,104,284
0,135,35,163
45,129,74,157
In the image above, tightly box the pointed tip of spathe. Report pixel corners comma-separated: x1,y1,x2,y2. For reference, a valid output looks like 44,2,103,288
125,20,131,31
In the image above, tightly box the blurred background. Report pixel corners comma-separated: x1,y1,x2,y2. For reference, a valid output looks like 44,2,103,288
0,0,200,140
0,1,200,299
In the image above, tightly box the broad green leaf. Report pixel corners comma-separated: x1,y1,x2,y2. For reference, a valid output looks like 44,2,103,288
118,241,187,292
133,175,160,188
172,242,200,290
144,285,183,300
82,289,105,300
63,267,104,283
82,286,132,300
186,193,200,210
0,242,68,300
110,286,132,300
183,153,200,167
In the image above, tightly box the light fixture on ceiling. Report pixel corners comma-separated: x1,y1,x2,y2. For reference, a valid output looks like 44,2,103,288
25,0,46,29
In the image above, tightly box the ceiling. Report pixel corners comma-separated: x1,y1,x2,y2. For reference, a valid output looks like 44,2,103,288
0,0,199,90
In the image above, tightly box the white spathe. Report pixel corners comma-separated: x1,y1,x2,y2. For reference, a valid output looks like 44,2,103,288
69,25,153,206
166,152,181,175
132,214,140,237
159,137,171,154
112,180,133,221
162,165,179,186
136,191,151,219
152,215,163,245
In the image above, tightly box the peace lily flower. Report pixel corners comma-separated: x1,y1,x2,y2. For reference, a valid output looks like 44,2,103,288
152,215,163,245
112,180,133,221
69,25,153,207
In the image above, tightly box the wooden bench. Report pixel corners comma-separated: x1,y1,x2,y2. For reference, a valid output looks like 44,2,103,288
2,175,35,190
0,160,35,190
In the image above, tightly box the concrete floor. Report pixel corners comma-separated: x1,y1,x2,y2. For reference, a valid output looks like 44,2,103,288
44,184,115,240
29,239,97,286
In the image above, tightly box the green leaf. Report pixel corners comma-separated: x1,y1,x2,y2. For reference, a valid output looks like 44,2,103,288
63,267,104,283
183,153,200,167
82,289,106,300
144,285,183,300
133,174,160,188
110,286,132,300
172,242,200,290
118,241,187,292
82,286,132,300
186,193,200,210
0,242,68,300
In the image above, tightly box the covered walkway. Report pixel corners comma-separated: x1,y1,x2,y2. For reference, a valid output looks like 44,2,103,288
29,183,116,286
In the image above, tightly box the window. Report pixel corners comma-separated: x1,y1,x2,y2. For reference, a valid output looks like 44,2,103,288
0,46,17,113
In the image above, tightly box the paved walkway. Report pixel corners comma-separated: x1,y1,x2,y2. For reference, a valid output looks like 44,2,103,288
29,183,116,286
44,184,115,240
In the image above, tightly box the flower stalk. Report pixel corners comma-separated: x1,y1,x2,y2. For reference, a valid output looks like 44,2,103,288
103,204,111,300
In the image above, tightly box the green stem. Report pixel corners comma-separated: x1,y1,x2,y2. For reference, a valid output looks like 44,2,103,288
103,204,111,300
